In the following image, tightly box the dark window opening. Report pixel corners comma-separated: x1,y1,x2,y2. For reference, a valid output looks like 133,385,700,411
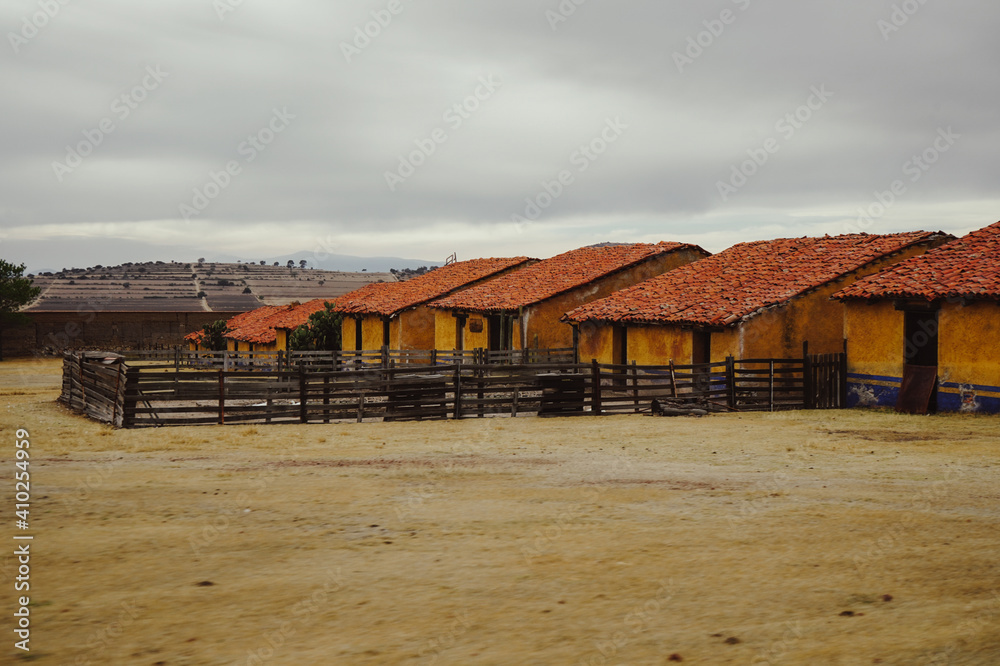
354,317,363,351
455,315,466,351
904,311,938,367
382,318,391,347
692,331,711,365
487,315,513,351
612,325,628,366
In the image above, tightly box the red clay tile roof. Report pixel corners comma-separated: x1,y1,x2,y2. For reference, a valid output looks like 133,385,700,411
225,305,290,344
185,308,267,344
270,298,333,330
563,232,947,327
431,242,706,312
334,257,533,316
834,221,1000,302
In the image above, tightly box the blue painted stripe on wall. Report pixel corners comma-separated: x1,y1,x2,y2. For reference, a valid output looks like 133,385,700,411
848,372,902,384
939,380,1000,394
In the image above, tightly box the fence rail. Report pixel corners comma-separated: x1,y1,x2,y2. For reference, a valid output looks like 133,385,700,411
61,350,846,428
116,347,575,371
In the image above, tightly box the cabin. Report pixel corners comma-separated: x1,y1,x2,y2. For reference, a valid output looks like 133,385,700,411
430,242,709,351
564,232,952,365
335,257,534,351
184,307,275,351
224,305,292,352
834,221,1000,413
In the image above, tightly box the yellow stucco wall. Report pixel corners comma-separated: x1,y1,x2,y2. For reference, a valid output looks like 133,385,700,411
434,311,459,350
625,325,691,366
938,301,1000,388
397,306,436,350
844,300,902,379
576,321,615,363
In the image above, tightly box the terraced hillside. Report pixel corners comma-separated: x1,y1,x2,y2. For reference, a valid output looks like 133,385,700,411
25,261,395,312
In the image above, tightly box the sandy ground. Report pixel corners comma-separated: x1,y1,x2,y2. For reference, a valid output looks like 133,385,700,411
1,358,999,665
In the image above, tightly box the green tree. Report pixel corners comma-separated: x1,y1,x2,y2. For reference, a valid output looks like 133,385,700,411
0,260,41,361
287,324,315,352
201,319,230,351
288,302,342,352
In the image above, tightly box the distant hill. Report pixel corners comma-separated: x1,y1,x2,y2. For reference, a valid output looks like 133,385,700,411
4,237,441,275
25,260,395,312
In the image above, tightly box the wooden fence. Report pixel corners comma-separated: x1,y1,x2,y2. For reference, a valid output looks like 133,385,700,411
58,352,128,428
61,351,847,428
117,347,576,372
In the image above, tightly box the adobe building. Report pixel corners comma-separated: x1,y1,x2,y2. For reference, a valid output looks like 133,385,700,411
335,257,534,351
430,242,709,351
834,221,1000,413
564,232,952,365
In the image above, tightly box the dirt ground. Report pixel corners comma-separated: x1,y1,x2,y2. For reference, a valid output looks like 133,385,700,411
1,358,999,665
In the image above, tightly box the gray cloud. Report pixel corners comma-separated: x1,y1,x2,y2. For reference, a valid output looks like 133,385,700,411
1,0,997,270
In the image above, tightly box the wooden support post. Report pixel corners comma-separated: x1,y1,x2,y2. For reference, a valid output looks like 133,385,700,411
174,347,180,372
592,359,602,415
218,370,225,425
357,393,364,423
381,345,389,369
277,350,284,372
512,389,519,417
669,360,677,399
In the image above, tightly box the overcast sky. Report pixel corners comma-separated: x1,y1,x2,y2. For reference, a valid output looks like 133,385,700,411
2,0,997,272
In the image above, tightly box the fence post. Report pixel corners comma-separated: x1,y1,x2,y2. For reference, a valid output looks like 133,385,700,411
323,374,330,424
174,347,180,373
591,359,602,415
669,360,677,399
431,348,438,366
631,361,639,412
218,370,225,425
839,347,849,409
726,355,736,410
802,344,814,410
453,366,463,419
122,367,139,428
299,365,307,424
277,350,284,373
769,361,775,412
381,345,389,369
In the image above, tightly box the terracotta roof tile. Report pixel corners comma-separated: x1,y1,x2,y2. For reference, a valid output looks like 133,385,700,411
225,305,290,344
270,298,332,330
834,221,1000,301
564,232,946,327
334,257,533,316
431,242,705,312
